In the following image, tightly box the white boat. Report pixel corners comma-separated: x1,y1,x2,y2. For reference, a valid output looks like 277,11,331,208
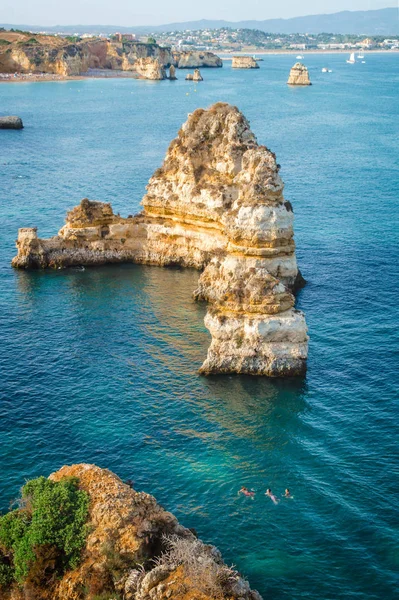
296,55,304,59
357,53,364,59
347,52,356,64
322,67,328,72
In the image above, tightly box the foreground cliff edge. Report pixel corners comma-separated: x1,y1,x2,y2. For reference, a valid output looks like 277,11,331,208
0,463,262,600
12,103,308,377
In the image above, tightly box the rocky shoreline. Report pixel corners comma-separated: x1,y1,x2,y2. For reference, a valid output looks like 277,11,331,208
12,102,308,377
0,463,262,600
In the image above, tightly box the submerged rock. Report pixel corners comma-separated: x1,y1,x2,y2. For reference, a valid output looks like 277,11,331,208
232,56,260,69
0,116,23,129
287,62,311,85
12,103,308,377
1,463,262,599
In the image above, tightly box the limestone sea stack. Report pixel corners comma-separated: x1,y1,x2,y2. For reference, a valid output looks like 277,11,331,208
0,116,23,129
232,56,260,69
287,62,311,85
193,68,203,81
12,103,308,377
168,64,177,80
1,463,262,600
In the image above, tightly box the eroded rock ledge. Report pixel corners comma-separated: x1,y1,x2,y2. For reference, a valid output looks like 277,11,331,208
12,103,308,377
3,463,261,600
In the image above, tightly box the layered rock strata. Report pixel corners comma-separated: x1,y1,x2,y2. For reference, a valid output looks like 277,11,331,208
3,463,261,600
12,103,308,377
0,116,23,129
287,62,311,85
232,56,260,69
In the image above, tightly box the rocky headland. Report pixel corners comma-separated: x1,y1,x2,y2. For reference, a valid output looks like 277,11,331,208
174,51,222,69
0,463,261,600
12,103,308,376
287,62,311,85
0,116,23,129
0,33,222,80
231,57,260,69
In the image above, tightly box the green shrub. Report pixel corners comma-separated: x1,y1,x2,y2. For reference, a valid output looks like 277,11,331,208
0,39,11,45
0,476,89,587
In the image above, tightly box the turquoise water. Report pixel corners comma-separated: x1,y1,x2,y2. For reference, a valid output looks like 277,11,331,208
1,54,398,599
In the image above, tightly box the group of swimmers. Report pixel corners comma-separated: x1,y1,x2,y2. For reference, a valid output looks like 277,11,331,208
239,486,292,504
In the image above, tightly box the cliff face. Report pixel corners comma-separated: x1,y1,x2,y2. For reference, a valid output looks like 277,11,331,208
0,38,222,78
287,62,311,85
175,51,223,68
232,56,260,69
12,103,308,377
134,58,166,80
0,43,91,76
3,464,261,600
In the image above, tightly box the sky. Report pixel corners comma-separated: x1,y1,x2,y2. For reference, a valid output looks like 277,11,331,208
0,0,395,26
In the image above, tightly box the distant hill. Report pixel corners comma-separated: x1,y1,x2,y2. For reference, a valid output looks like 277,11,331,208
1,7,398,36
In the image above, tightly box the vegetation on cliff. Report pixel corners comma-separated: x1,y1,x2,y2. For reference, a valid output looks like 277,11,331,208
0,476,89,590
0,464,261,599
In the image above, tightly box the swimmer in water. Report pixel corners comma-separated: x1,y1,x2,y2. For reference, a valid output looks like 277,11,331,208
265,488,279,504
284,488,292,498
239,486,255,497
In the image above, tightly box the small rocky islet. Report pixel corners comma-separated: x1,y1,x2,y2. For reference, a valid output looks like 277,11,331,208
0,116,23,129
0,463,262,600
12,102,308,378
287,62,312,85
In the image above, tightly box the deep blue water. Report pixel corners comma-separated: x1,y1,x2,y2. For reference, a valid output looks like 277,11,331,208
1,53,398,599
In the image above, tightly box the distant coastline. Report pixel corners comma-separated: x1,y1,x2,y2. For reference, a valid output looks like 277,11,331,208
1,49,397,83
221,49,399,57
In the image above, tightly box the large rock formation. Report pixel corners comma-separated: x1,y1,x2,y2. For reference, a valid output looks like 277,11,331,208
0,35,222,80
175,51,222,68
287,62,311,85
2,463,261,600
0,116,23,129
12,103,308,377
232,56,260,69
134,57,166,80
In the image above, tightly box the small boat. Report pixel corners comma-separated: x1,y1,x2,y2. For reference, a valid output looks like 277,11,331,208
361,60,366,64
357,53,364,59
322,67,328,72
347,52,356,64
296,55,304,59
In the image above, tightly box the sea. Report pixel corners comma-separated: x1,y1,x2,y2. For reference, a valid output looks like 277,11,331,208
0,53,398,599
